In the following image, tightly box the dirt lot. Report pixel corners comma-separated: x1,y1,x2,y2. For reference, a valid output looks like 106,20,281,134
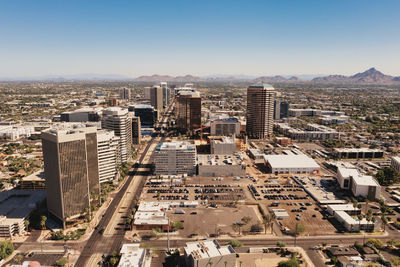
139,157,339,237
166,204,264,238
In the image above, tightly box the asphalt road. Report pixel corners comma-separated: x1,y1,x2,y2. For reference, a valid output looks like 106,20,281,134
74,102,174,267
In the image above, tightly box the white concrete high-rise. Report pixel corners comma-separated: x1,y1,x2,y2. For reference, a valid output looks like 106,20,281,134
102,107,132,163
97,130,120,184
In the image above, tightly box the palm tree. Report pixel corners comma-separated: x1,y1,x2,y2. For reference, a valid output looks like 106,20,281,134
239,261,243,267
357,214,363,232
365,199,369,214
224,261,227,267
381,215,388,232
262,214,273,235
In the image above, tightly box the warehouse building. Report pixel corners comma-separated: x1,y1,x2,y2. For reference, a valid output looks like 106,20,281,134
264,154,320,174
184,240,236,267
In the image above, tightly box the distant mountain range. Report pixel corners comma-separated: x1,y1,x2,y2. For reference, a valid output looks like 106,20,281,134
133,68,400,84
1,68,399,84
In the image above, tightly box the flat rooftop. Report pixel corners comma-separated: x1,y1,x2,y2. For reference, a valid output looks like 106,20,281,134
264,154,320,169
334,148,383,153
0,190,46,225
156,141,196,151
184,240,235,260
197,154,243,166
119,244,146,267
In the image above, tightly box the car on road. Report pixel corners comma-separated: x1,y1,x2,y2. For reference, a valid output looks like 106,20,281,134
98,227,105,234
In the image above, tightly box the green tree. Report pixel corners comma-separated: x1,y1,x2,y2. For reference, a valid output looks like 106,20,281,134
227,239,242,248
375,167,399,186
278,254,300,267
56,257,68,267
40,215,47,230
110,256,119,267
172,220,184,230
391,256,400,266
0,240,14,260
293,223,305,247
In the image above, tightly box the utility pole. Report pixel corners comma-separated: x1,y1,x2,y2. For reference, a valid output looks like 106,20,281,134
167,217,170,253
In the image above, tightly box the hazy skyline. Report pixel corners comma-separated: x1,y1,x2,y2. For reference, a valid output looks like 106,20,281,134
1,0,400,78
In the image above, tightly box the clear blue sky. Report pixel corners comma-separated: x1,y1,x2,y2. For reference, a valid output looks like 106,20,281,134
1,0,399,78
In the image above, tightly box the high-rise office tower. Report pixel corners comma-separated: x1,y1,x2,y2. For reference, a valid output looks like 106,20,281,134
41,127,99,228
97,130,120,184
160,82,170,108
274,100,289,120
246,83,275,139
129,104,158,128
119,88,131,100
175,91,201,133
150,86,163,113
130,115,141,144
102,107,132,163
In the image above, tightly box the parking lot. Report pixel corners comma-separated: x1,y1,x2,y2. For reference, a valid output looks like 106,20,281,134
249,176,337,236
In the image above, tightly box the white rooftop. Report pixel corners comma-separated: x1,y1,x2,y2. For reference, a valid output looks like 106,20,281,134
118,244,147,267
264,154,320,169
184,240,235,260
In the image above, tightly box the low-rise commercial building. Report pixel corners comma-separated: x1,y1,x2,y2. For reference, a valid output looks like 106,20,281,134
264,154,320,174
336,165,381,200
391,156,400,172
134,201,198,230
333,148,384,159
274,123,339,141
155,142,197,176
327,204,375,232
197,154,246,177
184,240,236,267
118,244,151,267
0,190,45,238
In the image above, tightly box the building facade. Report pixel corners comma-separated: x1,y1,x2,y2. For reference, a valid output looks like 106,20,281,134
150,86,164,112
130,104,158,128
246,83,275,139
41,127,100,228
97,130,120,184
131,115,141,144
175,91,201,133
120,87,131,100
210,118,240,136
102,107,132,163
155,142,197,176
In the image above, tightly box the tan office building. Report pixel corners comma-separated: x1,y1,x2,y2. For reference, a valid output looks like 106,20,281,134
41,127,99,228
246,83,275,139
150,85,164,114
175,91,201,133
